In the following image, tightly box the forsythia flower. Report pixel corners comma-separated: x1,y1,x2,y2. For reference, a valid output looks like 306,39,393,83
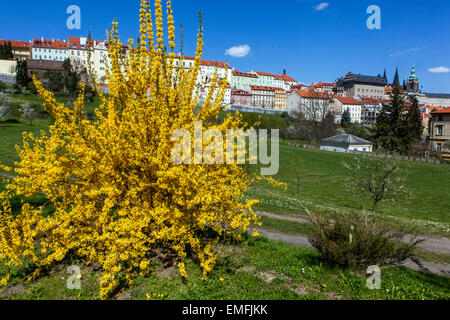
0,0,260,299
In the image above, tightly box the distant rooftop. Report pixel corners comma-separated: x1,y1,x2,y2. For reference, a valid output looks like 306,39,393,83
337,72,387,86
424,93,450,99
321,134,373,145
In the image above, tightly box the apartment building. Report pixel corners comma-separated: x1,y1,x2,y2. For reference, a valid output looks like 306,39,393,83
274,87,287,109
249,85,277,108
31,38,68,62
287,90,331,121
333,96,362,124
336,72,387,99
429,107,450,160
231,70,258,89
360,97,383,126
231,89,252,106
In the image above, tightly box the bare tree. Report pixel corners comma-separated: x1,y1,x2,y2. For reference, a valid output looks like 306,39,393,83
343,153,410,212
293,97,335,141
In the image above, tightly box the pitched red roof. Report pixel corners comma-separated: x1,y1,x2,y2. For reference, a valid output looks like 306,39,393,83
336,96,361,105
312,82,335,88
253,71,277,77
32,38,68,49
281,74,297,83
0,39,30,49
201,59,227,68
360,97,382,105
431,107,450,114
232,70,258,78
294,90,329,99
250,85,279,91
426,105,442,112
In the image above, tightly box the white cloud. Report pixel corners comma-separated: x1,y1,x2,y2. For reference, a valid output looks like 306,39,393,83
225,44,251,58
314,2,329,11
428,66,450,73
390,46,427,57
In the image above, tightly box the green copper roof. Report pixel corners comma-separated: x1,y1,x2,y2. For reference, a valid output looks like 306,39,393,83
408,65,418,80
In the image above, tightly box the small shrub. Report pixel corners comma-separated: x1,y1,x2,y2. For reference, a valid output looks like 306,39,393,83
307,211,423,270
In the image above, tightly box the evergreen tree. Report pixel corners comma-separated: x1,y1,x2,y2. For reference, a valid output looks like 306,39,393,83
0,42,14,60
0,43,5,59
7,41,14,60
393,68,400,88
341,108,351,126
404,96,424,146
15,59,29,88
373,86,406,153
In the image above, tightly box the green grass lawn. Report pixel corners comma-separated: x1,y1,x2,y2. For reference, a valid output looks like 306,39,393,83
1,236,448,300
0,119,52,169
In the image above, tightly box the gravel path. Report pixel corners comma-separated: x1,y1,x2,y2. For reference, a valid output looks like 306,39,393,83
257,211,450,256
256,211,450,278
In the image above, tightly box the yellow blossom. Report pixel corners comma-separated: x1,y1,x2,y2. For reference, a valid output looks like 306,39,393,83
0,0,260,300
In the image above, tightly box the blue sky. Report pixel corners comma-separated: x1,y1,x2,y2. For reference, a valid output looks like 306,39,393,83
1,0,450,93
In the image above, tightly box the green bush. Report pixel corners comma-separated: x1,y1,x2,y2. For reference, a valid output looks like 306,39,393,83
307,211,423,270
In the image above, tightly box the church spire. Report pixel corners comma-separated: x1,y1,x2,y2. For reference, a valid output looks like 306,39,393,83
408,64,418,80
393,68,400,88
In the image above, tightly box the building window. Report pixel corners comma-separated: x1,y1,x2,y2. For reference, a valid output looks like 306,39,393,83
436,126,443,136
437,143,442,151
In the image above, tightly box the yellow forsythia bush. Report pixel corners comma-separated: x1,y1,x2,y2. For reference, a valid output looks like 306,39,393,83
0,0,259,299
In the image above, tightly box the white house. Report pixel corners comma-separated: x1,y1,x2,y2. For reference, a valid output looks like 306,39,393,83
287,89,331,120
31,38,68,62
320,134,373,153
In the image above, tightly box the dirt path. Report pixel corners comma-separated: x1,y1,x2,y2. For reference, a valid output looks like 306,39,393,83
257,211,450,256
256,211,450,278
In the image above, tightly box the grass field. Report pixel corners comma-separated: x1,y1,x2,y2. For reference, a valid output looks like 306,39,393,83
246,141,450,234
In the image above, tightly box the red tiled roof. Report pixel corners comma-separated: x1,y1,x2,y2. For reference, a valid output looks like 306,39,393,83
431,107,450,114
32,38,68,49
312,82,335,88
426,105,442,112
253,71,277,77
201,59,227,68
250,85,279,91
0,39,30,49
68,36,128,50
294,90,330,99
336,96,362,105
232,70,258,78
281,74,297,83
360,97,382,105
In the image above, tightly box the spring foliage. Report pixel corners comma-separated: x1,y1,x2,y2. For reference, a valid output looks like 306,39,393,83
0,0,260,299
